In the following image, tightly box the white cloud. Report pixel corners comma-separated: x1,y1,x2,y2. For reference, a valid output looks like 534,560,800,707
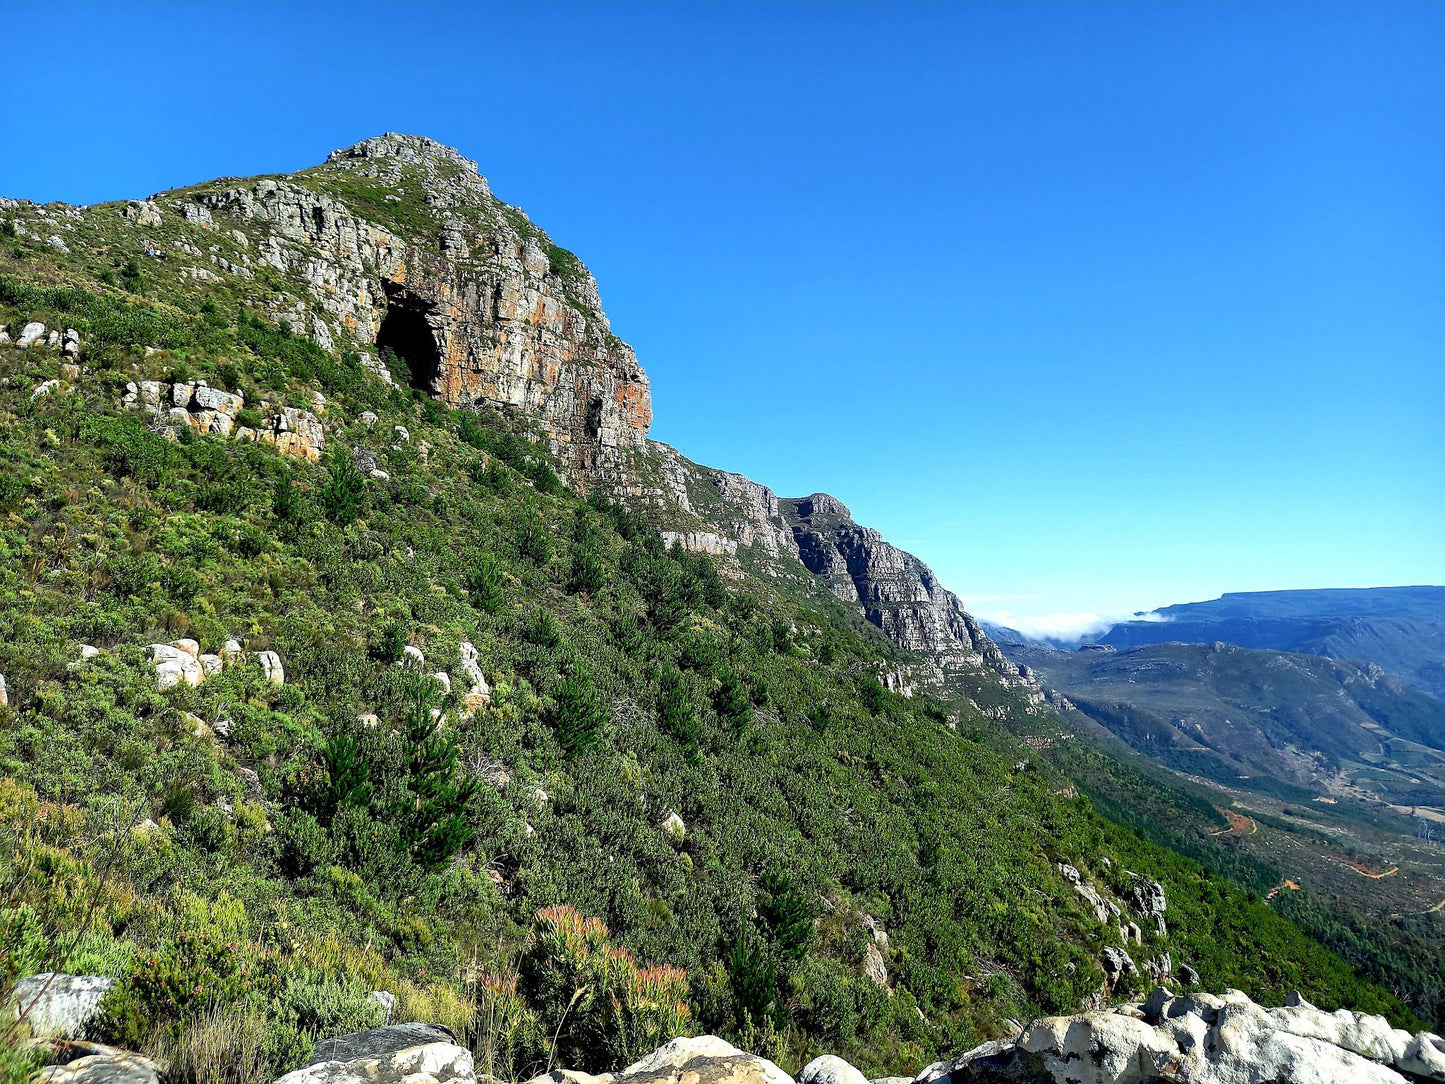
978,608,1170,642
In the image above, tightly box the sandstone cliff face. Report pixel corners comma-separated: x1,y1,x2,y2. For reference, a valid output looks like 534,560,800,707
116,132,1039,704
622,442,1052,703
176,134,650,471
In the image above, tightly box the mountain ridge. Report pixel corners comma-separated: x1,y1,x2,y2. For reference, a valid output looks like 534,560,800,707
85,131,1048,706
0,132,1428,1079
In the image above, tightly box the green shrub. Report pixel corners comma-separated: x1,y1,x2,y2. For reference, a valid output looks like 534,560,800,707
391,691,480,872
466,554,505,614
319,453,365,526
98,904,275,1046
519,905,691,1072
549,665,606,761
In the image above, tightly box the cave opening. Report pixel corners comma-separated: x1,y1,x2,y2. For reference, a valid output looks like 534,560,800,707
376,301,441,393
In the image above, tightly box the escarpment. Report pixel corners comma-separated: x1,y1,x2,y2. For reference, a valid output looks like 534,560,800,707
175,133,650,472
18,131,1031,699
618,443,1054,703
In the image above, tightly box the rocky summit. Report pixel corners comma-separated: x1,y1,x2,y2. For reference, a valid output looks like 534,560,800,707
140,133,650,471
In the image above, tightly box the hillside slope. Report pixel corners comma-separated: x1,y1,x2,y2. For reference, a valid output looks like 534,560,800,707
1097,588,1445,702
0,134,1416,1080
1006,641,1445,803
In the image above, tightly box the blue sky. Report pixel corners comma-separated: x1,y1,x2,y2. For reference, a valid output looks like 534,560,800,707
4,0,1441,634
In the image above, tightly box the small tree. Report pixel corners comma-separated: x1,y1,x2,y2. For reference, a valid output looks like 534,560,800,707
119,257,143,293
759,868,813,969
369,621,407,663
319,453,365,526
392,691,480,871
713,665,752,732
725,928,777,1030
320,730,372,823
516,518,552,564
659,666,699,763
549,664,606,760
467,553,506,614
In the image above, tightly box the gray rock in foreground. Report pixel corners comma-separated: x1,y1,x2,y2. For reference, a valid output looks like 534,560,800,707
920,987,1445,1084
277,1023,471,1084
10,974,116,1039
32,1041,163,1084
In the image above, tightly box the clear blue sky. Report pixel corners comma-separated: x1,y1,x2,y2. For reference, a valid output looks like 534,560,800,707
4,0,1441,635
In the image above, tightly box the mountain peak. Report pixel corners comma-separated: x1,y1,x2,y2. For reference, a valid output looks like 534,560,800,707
327,132,478,171
323,132,492,201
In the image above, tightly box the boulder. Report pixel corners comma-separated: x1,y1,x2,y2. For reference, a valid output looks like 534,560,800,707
16,322,46,348
31,379,60,400
370,990,396,1022
10,974,116,1039
1125,874,1167,917
38,1049,162,1084
528,1072,614,1084
798,1055,868,1084
254,650,285,685
926,988,1444,1084
864,941,889,991
660,811,685,838
150,642,203,688
617,1036,793,1084
278,1023,473,1084
1058,863,1112,924
1099,946,1136,983
458,641,491,711
259,407,325,461
120,200,162,227
400,645,425,667
1177,963,1199,986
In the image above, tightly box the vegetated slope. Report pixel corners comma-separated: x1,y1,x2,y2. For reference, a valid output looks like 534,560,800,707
1097,587,1445,703
0,136,1416,1080
996,643,1445,1030
1004,641,1445,804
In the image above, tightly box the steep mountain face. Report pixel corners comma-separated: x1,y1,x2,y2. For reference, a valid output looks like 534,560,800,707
170,134,651,471
1099,588,1445,703
605,440,1053,704
2,134,1428,1076
90,133,1041,700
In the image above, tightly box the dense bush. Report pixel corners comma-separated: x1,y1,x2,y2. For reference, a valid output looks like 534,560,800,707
0,247,1419,1078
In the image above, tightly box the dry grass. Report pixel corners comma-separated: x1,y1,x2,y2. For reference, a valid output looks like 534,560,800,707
149,1004,267,1084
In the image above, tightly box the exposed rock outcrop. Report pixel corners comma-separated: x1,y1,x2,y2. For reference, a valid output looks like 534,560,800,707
178,133,649,472
149,640,279,690
278,1023,472,1084
10,974,115,1039
920,987,1445,1084
121,379,324,461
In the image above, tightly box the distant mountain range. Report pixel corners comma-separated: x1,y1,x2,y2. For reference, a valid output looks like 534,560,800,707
1006,639,1445,806
987,586,1445,703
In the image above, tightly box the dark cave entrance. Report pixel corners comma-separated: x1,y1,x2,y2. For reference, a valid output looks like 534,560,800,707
376,299,441,393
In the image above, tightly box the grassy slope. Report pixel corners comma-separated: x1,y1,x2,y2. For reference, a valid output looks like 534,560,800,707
0,196,1419,1081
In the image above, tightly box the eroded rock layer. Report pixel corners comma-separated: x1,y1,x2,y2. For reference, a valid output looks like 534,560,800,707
173,133,650,471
